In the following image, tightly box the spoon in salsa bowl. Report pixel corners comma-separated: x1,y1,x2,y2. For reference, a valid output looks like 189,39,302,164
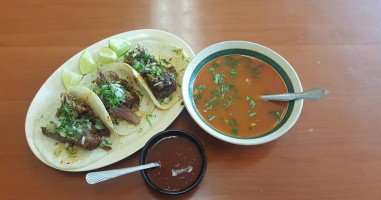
261,88,329,101
86,162,160,184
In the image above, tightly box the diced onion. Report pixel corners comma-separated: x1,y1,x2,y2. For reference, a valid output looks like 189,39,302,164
153,81,163,86
86,123,91,130
81,136,86,146
110,83,126,98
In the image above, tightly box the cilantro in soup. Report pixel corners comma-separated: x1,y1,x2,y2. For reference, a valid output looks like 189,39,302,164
193,55,288,137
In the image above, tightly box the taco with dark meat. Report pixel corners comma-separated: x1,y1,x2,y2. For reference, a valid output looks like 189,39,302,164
34,86,119,170
124,40,190,109
79,63,155,135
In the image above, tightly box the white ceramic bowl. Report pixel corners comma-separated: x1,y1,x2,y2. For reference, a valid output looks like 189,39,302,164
182,41,303,145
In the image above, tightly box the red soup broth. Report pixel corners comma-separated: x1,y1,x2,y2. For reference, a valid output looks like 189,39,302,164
193,54,288,137
145,136,203,192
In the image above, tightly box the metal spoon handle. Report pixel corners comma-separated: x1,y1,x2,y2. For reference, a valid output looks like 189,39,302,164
261,88,329,101
86,162,160,184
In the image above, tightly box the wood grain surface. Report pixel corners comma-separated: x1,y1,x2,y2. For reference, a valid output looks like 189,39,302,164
1,0,380,199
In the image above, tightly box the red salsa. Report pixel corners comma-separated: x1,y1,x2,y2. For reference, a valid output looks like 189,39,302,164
145,136,203,192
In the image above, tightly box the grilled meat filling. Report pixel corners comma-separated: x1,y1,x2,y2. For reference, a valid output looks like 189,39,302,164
109,106,140,125
42,127,101,150
124,45,178,99
93,70,141,125
41,94,111,150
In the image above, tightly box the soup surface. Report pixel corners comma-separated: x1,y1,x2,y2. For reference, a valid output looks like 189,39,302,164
193,54,288,137
145,136,203,191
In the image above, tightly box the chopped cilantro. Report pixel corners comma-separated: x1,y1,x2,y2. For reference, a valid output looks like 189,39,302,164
223,100,233,109
213,62,220,67
68,147,76,155
250,64,263,78
114,120,120,126
205,96,217,108
162,58,171,65
93,82,126,109
208,115,216,121
229,118,238,126
250,100,255,108
230,69,237,76
95,121,104,130
213,73,224,84
137,89,144,97
172,48,183,53
193,93,203,104
246,96,255,108
127,45,172,82
146,114,153,126
99,138,112,148
46,100,95,139
269,110,282,121
221,84,230,92
195,85,206,90
224,56,239,68
233,90,240,99
211,90,221,96
221,116,226,124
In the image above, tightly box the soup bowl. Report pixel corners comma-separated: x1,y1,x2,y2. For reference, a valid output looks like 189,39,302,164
182,41,303,145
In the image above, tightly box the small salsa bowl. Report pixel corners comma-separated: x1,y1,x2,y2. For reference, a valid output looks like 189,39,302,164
182,41,303,145
140,130,207,195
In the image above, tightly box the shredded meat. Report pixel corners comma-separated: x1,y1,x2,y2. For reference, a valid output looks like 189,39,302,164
41,94,110,150
97,70,120,82
109,106,141,125
96,71,140,110
95,70,141,123
124,45,178,99
150,66,177,99
41,127,101,150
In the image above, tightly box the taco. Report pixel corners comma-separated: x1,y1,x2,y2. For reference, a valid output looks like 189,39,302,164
123,40,190,109
79,63,155,136
34,86,119,170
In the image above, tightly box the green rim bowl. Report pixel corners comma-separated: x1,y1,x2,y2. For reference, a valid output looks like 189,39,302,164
181,41,303,145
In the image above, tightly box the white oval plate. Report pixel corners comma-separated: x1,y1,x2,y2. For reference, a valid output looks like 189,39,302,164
25,29,195,172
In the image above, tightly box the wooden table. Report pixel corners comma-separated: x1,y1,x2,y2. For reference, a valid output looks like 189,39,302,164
1,0,380,199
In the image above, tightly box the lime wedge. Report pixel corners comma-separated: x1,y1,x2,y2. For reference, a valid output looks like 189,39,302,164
79,50,98,74
62,69,83,89
109,38,131,57
99,47,117,65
